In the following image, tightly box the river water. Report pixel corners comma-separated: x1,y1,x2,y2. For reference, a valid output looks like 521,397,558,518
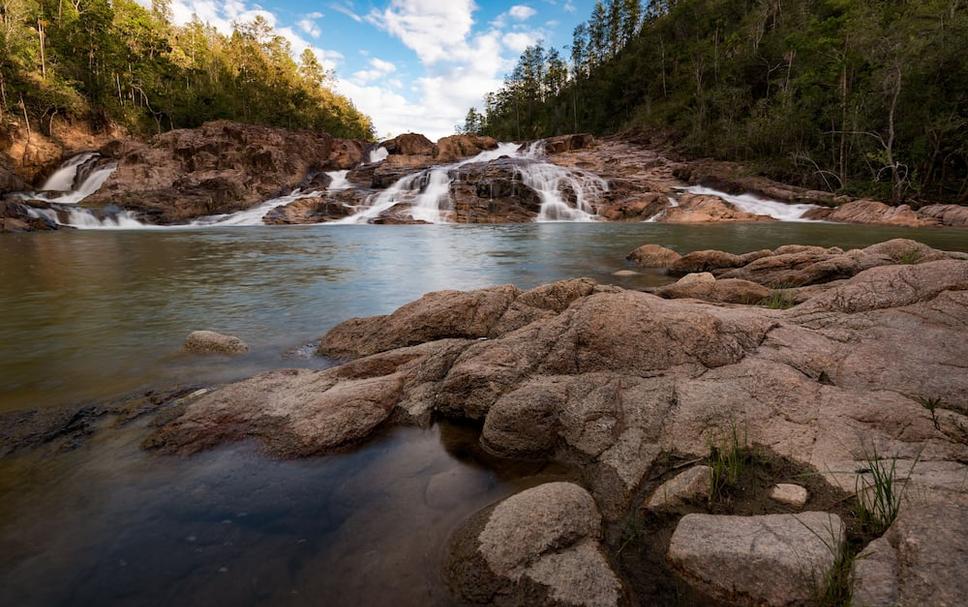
2,222,967,606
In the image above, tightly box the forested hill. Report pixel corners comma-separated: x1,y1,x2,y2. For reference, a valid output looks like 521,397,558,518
468,0,967,204
0,0,374,140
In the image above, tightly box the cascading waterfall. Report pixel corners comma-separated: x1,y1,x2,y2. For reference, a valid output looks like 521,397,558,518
367,147,389,164
40,152,99,191
29,153,118,204
339,141,608,224
682,185,820,222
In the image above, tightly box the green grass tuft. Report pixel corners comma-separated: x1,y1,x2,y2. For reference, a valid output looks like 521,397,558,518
853,447,918,536
897,250,922,265
916,395,943,430
708,423,750,503
760,290,796,310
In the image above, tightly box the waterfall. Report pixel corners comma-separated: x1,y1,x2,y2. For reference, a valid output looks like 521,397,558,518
682,185,820,222
41,152,98,191
339,141,606,224
367,147,389,164
327,170,351,191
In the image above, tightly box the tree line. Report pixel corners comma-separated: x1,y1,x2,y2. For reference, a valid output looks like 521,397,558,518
466,0,967,204
0,0,375,140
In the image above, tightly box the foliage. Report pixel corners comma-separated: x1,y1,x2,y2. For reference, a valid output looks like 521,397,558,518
854,446,916,535
761,290,796,309
0,0,374,139
467,0,968,204
708,422,750,503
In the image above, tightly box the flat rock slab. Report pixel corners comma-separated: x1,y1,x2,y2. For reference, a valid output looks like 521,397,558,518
668,512,844,606
645,465,711,510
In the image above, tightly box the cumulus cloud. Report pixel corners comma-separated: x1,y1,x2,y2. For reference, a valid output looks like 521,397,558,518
297,12,322,38
353,57,398,83
508,5,537,20
502,30,544,52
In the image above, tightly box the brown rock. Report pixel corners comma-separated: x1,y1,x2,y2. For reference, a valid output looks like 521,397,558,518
805,199,937,227
382,133,434,156
540,133,596,155
433,134,498,163
626,243,681,267
645,465,712,510
917,204,968,227
659,194,775,224
183,330,249,355
655,273,771,304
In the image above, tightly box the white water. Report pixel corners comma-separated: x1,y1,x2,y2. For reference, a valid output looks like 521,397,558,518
339,141,607,224
327,170,351,191
367,146,388,164
683,185,820,222
41,152,98,191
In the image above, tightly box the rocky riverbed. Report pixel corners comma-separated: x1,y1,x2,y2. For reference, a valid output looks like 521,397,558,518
3,122,966,231
6,237,966,606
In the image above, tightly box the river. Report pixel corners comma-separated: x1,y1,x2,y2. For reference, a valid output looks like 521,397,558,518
2,222,967,606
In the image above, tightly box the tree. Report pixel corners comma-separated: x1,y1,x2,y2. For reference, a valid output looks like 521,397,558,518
588,1,607,65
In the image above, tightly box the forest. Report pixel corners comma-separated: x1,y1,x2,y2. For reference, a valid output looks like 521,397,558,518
468,0,968,204
0,0,374,140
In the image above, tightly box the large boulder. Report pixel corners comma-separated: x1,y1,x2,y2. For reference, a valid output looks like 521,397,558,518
0,199,58,232
653,273,771,304
917,203,968,227
382,133,435,156
434,134,498,163
263,189,366,225
540,134,596,155
626,243,681,267
668,512,845,606
183,330,249,355
803,199,937,227
447,482,623,607
84,121,343,223
448,158,544,223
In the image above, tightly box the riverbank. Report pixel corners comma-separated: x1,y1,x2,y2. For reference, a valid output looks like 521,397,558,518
3,236,966,605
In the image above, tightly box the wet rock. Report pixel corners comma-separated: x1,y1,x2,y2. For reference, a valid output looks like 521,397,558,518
183,330,249,355
626,243,681,267
0,199,59,232
597,191,668,221
263,189,365,225
669,249,772,275
659,194,775,223
448,482,622,607
673,159,844,207
540,133,596,155
803,199,937,227
668,512,845,606
769,483,808,508
449,158,543,223
654,273,771,304
645,465,711,510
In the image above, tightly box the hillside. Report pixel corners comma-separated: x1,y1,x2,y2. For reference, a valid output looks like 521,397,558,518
470,0,967,205
0,0,374,149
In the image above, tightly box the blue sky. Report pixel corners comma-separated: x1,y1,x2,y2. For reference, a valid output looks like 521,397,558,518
156,1,596,138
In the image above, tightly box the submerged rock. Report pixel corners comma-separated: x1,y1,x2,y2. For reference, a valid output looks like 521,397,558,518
447,482,623,607
183,330,249,355
668,512,845,606
626,243,681,267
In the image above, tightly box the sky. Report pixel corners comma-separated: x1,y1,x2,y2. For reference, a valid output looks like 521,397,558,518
155,0,597,139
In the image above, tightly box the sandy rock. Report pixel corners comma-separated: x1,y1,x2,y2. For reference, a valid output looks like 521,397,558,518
645,465,711,510
626,243,681,267
655,273,771,304
769,483,808,508
668,512,845,606
182,330,249,355
449,482,622,607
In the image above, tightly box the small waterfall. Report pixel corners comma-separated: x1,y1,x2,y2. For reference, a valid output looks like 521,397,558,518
409,169,451,223
367,147,389,164
41,153,99,191
682,185,820,222
516,162,608,222
327,170,351,191
34,154,117,204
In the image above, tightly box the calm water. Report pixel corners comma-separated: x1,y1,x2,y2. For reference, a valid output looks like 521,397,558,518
1,222,967,606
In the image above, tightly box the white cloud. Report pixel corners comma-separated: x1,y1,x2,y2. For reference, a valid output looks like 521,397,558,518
329,2,363,22
502,31,544,53
297,12,322,38
508,5,536,20
353,57,398,83
367,0,476,65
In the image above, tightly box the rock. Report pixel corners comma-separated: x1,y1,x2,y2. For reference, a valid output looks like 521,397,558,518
84,121,344,223
918,203,968,227
645,465,711,510
0,160,27,193
673,159,843,206
612,270,639,276
851,501,968,606
327,139,365,169
449,158,544,223
654,273,771,304
626,243,681,267
597,191,668,221
769,483,808,508
658,194,775,223
540,134,596,155
669,249,772,274
434,134,498,163
183,330,249,355
382,133,434,156
263,189,365,225
448,482,622,607
803,199,937,227
319,284,521,359
0,199,59,232
668,512,845,606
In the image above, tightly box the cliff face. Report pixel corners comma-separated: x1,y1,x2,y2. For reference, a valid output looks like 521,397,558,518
0,118,122,187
